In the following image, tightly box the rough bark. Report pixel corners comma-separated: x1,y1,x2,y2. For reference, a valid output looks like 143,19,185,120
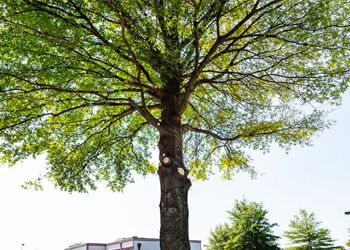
158,89,192,250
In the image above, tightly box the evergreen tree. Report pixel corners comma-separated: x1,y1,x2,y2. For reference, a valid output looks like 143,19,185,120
208,223,231,250
284,209,335,249
208,200,280,250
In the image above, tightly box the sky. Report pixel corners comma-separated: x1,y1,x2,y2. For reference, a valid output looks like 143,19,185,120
0,93,350,250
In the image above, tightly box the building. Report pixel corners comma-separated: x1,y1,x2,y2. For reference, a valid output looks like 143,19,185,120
65,236,202,250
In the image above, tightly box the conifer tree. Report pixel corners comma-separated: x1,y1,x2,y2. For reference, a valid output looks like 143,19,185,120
284,209,335,249
208,200,280,250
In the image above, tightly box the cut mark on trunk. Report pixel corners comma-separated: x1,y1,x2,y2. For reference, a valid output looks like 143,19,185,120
163,156,171,165
177,167,185,176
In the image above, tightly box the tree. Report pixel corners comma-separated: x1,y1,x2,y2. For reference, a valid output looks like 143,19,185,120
283,209,335,249
286,247,345,250
207,200,280,250
0,1,349,249
207,223,231,250
346,229,350,247
335,246,346,250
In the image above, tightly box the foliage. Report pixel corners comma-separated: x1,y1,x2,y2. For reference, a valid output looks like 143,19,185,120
0,1,350,192
283,209,335,249
207,200,280,250
285,246,345,250
207,223,231,250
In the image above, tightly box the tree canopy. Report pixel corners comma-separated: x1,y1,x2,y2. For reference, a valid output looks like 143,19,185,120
1,1,350,249
283,209,335,249
208,223,231,250
207,200,280,250
1,0,349,192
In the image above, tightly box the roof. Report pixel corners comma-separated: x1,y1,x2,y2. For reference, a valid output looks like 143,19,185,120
108,236,201,244
65,243,106,250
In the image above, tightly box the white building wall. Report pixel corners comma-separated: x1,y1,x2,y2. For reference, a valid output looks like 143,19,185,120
134,240,159,250
133,240,201,250
190,241,201,250
106,240,133,250
88,246,106,250
66,238,201,250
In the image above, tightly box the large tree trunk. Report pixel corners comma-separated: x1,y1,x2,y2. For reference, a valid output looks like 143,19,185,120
157,91,192,250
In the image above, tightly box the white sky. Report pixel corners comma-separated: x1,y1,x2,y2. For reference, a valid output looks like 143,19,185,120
1,93,349,250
